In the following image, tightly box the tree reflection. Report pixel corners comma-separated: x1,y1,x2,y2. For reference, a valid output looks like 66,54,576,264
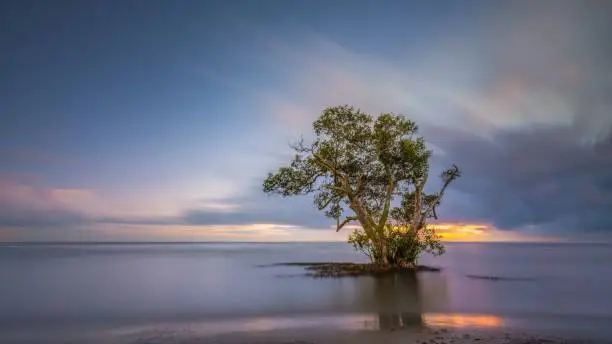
371,272,423,330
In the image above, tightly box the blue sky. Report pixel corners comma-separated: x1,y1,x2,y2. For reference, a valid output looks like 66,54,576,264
1,0,611,242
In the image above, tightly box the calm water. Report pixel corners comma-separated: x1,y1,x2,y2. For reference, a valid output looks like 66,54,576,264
1,242,612,342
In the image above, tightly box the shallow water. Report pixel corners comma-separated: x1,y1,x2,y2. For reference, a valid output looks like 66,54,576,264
1,242,611,342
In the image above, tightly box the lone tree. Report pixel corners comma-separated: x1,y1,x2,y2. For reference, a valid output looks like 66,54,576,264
263,105,460,268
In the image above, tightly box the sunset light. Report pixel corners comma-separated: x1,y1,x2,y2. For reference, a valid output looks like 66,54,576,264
432,223,559,242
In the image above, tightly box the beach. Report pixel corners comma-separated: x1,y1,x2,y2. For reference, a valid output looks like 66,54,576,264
73,319,612,344
142,328,612,344
8,314,611,344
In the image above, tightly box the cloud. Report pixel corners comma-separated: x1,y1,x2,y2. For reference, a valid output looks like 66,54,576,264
248,1,612,234
0,171,332,235
97,186,333,230
182,193,329,228
427,126,612,232
0,174,344,241
0,174,90,228
0,209,87,228
257,3,612,141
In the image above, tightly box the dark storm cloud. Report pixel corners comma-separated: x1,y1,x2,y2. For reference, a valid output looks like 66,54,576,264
413,0,612,233
427,125,612,232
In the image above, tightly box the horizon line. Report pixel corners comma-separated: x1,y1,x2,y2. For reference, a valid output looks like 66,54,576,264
1,240,610,245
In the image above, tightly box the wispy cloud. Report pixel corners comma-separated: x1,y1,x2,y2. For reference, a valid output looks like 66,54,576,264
0,175,90,228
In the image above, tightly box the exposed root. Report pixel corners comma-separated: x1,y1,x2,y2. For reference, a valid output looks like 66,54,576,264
270,262,441,278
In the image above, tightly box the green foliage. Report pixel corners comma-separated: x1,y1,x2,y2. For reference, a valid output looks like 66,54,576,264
263,105,460,266
348,225,445,267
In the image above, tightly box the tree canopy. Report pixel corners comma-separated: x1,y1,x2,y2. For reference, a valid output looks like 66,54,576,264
263,105,460,267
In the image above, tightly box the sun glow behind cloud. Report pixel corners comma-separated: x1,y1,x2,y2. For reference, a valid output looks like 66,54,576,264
432,222,559,242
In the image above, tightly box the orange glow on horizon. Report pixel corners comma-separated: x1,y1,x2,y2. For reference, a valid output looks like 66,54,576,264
382,223,494,242
430,222,558,242
432,223,490,241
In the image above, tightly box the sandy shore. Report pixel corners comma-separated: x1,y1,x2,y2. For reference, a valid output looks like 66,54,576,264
3,322,610,344
124,326,612,344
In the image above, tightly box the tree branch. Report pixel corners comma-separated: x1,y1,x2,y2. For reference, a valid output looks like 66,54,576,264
377,179,395,231
355,173,364,195
337,216,358,232
410,179,426,232
311,152,354,196
302,172,322,193
422,165,460,220
318,195,334,210
289,136,311,153
312,152,342,177
324,184,346,194
348,197,377,236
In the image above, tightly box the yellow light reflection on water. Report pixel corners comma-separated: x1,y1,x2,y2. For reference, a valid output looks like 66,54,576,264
423,313,504,328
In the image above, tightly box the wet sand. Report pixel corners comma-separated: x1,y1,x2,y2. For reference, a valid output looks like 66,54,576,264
111,314,612,344
126,326,612,344
4,313,612,343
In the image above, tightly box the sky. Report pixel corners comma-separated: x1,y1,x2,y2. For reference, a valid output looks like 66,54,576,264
1,0,611,242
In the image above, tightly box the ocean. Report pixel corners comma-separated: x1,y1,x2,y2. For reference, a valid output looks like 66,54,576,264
1,242,611,343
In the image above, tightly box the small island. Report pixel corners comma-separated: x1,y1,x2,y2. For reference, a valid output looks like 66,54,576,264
272,262,441,278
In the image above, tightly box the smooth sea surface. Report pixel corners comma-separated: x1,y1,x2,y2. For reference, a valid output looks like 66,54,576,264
1,242,612,343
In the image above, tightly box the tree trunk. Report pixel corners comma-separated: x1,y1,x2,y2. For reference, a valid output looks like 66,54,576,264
348,197,376,235
378,240,390,266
